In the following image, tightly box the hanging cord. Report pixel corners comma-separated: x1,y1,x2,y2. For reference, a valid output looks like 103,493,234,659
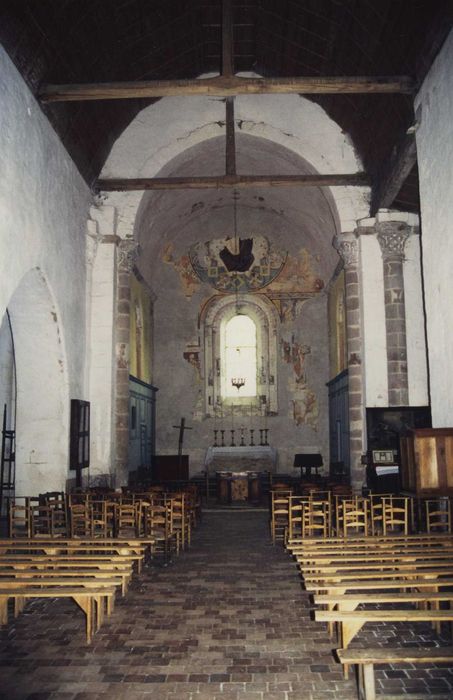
233,189,240,314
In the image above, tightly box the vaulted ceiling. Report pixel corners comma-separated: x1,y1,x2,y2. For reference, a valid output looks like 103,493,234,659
1,0,452,212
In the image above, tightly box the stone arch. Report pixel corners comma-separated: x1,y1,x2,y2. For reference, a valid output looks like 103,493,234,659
3,267,69,496
101,87,370,241
201,293,279,416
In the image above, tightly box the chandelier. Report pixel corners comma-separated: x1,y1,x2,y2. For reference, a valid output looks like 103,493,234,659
231,377,246,391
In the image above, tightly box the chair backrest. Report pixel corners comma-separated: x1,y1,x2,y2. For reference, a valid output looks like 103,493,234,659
382,496,409,535
69,503,93,537
425,497,451,533
9,502,31,538
342,498,369,537
302,498,331,538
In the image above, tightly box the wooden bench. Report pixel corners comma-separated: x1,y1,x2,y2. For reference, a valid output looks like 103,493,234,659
314,591,453,612
0,541,146,571
0,567,130,597
302,566,453,585
337,646,453,700
315,609,453,648
0,585,116,644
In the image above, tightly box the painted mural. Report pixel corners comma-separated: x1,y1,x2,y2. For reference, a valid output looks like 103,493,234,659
189,235,287,292
328,270,347,379
162,243,201,298
281,336,319,429
130,275,152,384
266,248,324,295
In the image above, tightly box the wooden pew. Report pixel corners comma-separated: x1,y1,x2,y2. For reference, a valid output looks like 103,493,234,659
0,566,132,596
0,540,146,571
0,586,116,644
315,609,453,648
337,647,453,700
314,591,453,612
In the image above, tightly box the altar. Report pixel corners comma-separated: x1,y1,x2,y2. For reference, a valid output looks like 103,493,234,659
216,471,263,504
205,445,277,473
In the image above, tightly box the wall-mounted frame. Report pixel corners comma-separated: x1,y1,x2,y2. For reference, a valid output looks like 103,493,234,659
69,399,90,485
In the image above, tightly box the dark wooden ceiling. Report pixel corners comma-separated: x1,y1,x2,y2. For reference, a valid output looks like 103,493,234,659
1,0,452,211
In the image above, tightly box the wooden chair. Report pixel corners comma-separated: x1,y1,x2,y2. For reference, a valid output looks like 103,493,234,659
91,500,113,537
302,498,331,538
8,503,31,538
169,493,190,550
425,497,452,533
69,503,93,537
43,494,68,537
382,496,409,535
30,504,52,536
334,495,365,536
342,497,369,537
270,490,291,544
287,495,309,541
115,503,139,537
143,497,178,559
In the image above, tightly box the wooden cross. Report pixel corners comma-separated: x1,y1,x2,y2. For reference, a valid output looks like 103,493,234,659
173,417,192,457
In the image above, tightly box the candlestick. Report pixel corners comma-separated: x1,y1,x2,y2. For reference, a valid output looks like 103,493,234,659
230,429,235,447
220,429,225,447
264,428,269,446
213,429,218,447
249,428,255,446
240,425,245,446
259,428,264,446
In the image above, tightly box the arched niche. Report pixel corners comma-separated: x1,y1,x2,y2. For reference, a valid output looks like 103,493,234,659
4,267,69,496
201,293,279,417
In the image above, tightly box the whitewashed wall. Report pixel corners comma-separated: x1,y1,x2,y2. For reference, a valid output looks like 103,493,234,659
360,233,388,406
101,79,370,239
415,29,453,427
0,46,91,495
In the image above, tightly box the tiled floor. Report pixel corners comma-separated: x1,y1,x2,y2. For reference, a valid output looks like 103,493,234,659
1,510,453,699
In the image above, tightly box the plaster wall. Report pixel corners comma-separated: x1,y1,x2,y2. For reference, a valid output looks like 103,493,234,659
150,221,331,477
101,84,370,239
403,233,429,407
0,314,15,430
360,234,388,406
0,46,91,494
87,232,117,481
415,29,453,426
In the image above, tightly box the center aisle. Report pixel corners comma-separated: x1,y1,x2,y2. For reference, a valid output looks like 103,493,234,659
111,510,354,699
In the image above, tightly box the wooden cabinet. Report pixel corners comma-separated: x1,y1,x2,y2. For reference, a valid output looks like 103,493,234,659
400,428,453,495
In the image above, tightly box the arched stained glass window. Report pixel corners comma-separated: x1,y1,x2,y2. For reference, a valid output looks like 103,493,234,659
222,314,257,398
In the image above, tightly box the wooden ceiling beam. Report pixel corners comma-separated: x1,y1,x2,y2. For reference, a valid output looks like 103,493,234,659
371,131,417,215
95,173,370,192
39,75,415,102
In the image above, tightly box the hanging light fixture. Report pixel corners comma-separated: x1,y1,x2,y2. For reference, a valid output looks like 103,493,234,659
231,377,245,390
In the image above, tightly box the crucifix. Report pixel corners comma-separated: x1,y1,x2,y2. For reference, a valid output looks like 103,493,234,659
173,417,192,461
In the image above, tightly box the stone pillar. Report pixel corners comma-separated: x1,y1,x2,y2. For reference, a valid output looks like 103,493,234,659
376,222,411,406
115,239,140,486
87,205,119,488
334,232,365,492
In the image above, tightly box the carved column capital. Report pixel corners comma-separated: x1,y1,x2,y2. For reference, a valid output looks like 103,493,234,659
333,233,359,268
376,222,411,260
118,239,140,272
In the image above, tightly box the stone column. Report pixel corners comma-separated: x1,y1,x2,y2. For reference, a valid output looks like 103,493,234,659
334,232,365,492
87,205,119,488
376,222,411,406
115,239,140,486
